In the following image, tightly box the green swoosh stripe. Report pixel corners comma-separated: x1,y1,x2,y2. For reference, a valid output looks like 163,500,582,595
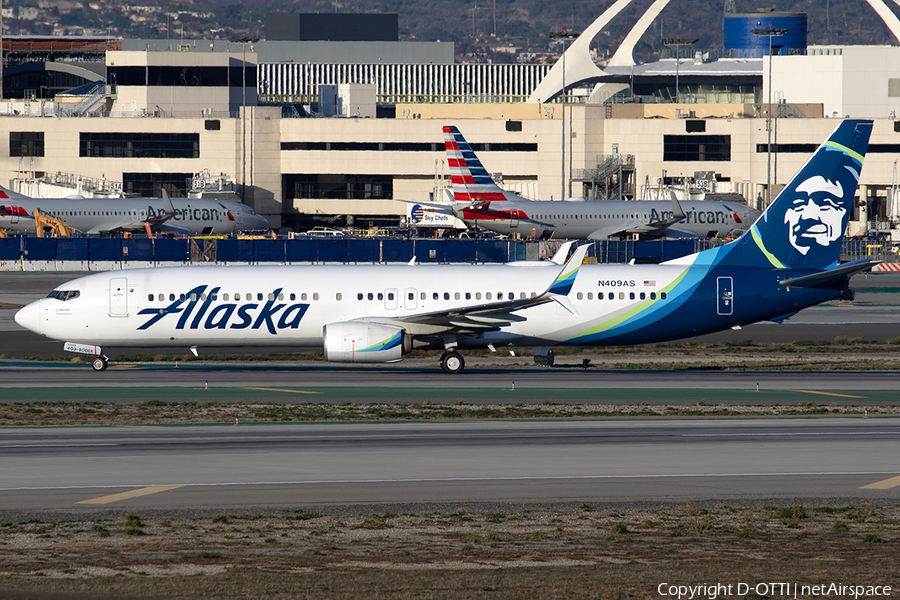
824,141,864,164
751,225,787,269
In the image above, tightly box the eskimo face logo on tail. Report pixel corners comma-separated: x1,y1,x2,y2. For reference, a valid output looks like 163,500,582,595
784,176,846,255
137,285,310,334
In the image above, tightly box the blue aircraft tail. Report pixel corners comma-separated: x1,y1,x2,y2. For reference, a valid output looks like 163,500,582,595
724,119,872,271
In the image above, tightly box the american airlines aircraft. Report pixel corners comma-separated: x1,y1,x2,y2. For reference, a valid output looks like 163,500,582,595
0,186,270,235
414,125,760,240
15,120,875,373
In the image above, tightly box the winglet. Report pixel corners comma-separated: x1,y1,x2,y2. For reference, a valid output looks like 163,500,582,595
162,188,176,215
670,191,686,220
550,241,576,265
548,243,589,295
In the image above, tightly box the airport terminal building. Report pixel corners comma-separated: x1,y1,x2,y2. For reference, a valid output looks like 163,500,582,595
3,12,900,235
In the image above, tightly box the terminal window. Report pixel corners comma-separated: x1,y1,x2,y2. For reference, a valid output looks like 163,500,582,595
122,173,193,197
80,133,200,159
663,135,730,162
283,174,393,200
10,132,44,157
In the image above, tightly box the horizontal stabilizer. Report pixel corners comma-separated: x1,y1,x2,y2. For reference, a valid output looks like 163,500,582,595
778,259,877,289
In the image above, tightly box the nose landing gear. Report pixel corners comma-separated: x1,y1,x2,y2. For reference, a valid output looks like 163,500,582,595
91,355,109,372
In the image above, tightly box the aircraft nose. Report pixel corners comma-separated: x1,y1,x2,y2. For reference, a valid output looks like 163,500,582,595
14,300,42,335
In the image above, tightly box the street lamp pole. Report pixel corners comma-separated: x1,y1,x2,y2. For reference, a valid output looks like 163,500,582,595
661,37,697,105
751,27,787,208
547,29,579,201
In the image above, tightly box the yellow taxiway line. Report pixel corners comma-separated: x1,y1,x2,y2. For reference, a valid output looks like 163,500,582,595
861,475,900,490
242,387,322,394
785,389,866,399
77,485,184,505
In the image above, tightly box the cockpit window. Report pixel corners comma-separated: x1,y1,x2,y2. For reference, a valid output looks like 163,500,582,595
47,290,80,301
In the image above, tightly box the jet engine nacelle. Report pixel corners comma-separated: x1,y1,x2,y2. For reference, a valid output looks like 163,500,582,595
323,321,404,363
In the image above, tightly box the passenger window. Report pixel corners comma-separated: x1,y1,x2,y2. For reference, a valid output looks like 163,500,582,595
290,293,296,301
336,293,342,301
278,293,284,301
598,292,604,300
520,292,526,299
388,292,394,300
444,292,450,300
378,293,383,300
661,292,667,300
358,293,364,300
629,292,635,300
201,294,207,301
210,293,217,301
190,293,196,302
223,293,230,301
258,293,264,301
433,292,439,300
486,292,492,300
313,293,319,301
368,292,374,300
301,293,308,301
618,292,625,300
650,292,657,300
170,293,176,301
409,292,415,300
587,292,593,300
640,292,646,300
476,292,482,300
148,294,154,301
420,292,426,300
235,293,242,301
577,292,583,300
466,292,471,300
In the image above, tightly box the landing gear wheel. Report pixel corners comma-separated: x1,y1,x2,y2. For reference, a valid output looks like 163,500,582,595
92,355,108,372
440,350,465,374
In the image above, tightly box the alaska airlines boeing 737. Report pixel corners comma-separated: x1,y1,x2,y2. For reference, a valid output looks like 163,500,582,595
15,120,875,373
0,186,270,235
411,125,760,240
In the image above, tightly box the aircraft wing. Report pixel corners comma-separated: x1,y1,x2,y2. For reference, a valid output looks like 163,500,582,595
84,190,182,234
363,244,590,335
619,192,689,238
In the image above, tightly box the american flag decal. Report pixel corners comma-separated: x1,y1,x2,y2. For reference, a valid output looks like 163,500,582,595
643,280,656,287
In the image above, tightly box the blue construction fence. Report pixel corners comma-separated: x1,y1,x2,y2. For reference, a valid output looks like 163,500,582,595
0,237,721,265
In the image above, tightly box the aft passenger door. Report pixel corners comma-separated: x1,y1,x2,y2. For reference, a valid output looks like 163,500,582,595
109,277,129,317
717,276,733,316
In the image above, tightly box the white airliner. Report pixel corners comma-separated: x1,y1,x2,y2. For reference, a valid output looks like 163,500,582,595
0,186,270,235
408,125,760,240
15,120,876,373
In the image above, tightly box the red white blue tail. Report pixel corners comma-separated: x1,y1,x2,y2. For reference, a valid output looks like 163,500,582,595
443,125,516,204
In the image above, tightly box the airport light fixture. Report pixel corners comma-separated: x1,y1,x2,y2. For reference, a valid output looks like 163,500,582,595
751,27,787,208
547,29,580,200
660,37,697,104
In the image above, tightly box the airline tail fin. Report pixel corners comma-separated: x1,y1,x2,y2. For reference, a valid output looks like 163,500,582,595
0,185,29,200
443,125,514,204
725,119,873,271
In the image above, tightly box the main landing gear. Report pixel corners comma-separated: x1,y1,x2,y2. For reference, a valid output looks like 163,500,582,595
91,355,109,372
440,350,465,374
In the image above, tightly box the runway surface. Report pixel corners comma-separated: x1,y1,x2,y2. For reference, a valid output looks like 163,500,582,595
1,419,898,515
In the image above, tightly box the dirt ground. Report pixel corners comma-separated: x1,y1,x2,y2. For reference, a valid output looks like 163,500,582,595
1,503,899,600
